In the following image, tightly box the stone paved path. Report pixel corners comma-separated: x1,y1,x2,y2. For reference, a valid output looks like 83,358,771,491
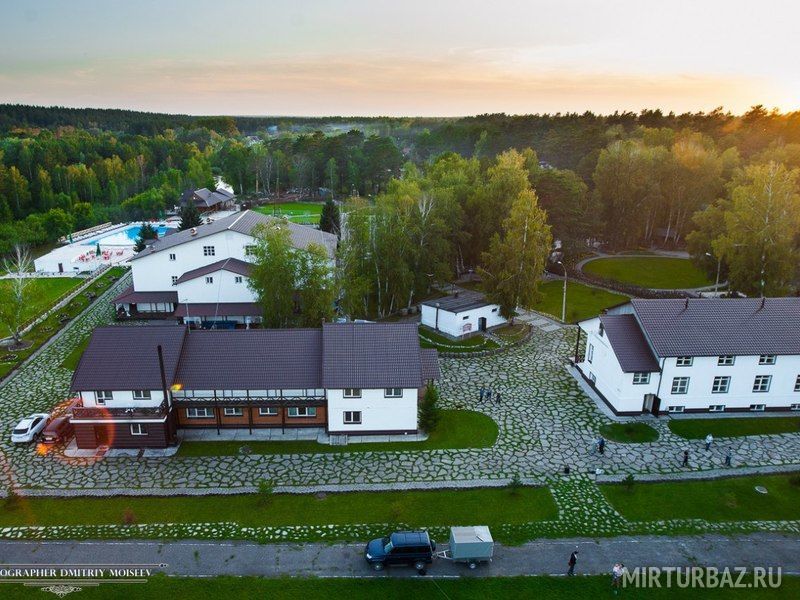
1,273,800,494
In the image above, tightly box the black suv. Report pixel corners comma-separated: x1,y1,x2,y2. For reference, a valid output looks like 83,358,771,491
364,530,436,571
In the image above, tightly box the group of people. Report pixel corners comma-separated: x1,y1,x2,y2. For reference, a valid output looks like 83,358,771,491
567,550,626,593
479,387,501,404
681,433,733,467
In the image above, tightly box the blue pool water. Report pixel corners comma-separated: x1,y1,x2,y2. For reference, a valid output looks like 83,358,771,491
82,224,172,246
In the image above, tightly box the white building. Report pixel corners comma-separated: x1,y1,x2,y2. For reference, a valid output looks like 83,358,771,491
113,210,337,326
420,290,506,338
576,298,800,415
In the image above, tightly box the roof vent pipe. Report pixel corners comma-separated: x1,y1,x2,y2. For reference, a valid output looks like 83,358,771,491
190,228,197,236
684,298,689,310
760,297,766,310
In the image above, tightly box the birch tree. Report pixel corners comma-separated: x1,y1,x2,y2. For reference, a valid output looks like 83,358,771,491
0,245,34,348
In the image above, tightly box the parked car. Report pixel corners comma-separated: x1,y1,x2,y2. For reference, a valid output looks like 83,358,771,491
364,530,436,571
41,416,74,444
11,413,50,444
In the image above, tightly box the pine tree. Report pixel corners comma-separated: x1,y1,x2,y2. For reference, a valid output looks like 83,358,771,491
178,203,202,231
319,198,341,237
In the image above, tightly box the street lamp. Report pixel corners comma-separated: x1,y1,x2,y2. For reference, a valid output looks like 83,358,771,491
556,261,567,323
435,302,441,332
180,297,191,331
705,252,722,294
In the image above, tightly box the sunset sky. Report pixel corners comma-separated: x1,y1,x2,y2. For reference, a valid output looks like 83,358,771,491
1,0,797,116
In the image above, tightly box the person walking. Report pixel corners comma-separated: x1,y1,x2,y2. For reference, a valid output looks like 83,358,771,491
495,391,501,405
567,550,578,576
479,387,485,402
598,437,606,455
682,449,689,467
705,433,714,451
485,389,492,403
724,448,732,467
612,562,624,593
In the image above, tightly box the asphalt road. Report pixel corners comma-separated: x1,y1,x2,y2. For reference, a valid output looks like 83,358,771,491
1,534,799,578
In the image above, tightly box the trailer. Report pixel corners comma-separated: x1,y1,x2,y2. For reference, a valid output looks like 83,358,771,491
435,526,494,569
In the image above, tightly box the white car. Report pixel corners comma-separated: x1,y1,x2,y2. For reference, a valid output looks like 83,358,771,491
11,413,50,444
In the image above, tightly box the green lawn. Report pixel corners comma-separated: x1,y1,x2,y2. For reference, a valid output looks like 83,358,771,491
177,409,498,457
254,202,324,224
600,422,660,443
493,323,529,342
582,256,711,289
60,332,92,370
5,574,797,600
0,276,82,336
0,486,555,537
668,417,800,439
533,280,629,323
603,473,800,522
418,327,499,353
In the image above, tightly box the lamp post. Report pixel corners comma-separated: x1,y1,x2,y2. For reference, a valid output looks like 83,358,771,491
556,261,567,323
705,252,722,294
180,297,191,331
435,302,441,332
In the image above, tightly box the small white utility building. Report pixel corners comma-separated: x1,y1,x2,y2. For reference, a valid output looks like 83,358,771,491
421,290,506,338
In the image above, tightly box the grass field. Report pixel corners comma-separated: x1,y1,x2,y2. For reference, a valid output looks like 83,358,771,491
418,327,500,353
599,422,660,443
254,202,324,224
177,409,498,456
0,276,82,336
602,473,800,523
582,256,711,289
668,417,800,439
4,574,797,599
0,486,556,536
533,280,629,323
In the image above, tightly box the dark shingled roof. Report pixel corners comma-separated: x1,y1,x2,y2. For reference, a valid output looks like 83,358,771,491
420,290,494,313
420,348,441,381
112,286,178,305
631,298,800,357
175,257,252,284
174,329,323,390
173,302,262,317
322,322,425,388
71,327,187,391
599,314,660,373
130,210,337,261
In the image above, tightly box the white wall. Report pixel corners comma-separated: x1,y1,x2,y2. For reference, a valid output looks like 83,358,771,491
327,388,418,433
176,269,256,304
79,390,164,408
420,303,506,338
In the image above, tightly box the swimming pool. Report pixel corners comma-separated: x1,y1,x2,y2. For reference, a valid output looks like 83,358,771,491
82,224,173,246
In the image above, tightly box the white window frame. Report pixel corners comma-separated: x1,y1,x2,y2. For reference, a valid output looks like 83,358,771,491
588,372,597,384
758,355,777,365
343,388,361,398
171,276,178,286
750,404,766,412
717,356,735,366
132,390,152,400
169,253,176,261
632,372,650,385
287,407,317,418
384,388,402,398
203,246,215,257
671,377,690,395
752,375,772,393
186,407,212,418
709,404,726,412
587,343,594,363
244,245,256,256
130,423,148,436
791,403,800,411
343,411,362,424
676,356,693,367
667,405,685,413
223,407,243,417
711,376,730,394
258,407,278,416
234,276,243,284
95,390,113,405
205,276,214,284
794,375,800,392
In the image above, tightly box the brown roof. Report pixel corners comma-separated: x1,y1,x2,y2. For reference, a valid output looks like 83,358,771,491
599,314,660,373
420,348,441,381
173,302,262,317
112,285,178,305
175,258,252,284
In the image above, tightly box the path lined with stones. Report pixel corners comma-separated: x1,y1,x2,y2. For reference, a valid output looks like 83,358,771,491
1,274,800,495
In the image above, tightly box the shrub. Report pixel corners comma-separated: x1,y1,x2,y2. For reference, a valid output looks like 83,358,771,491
257,478,274,504
623,473,635,492
122,507,136,524
4,488,20,510
508,473,523,495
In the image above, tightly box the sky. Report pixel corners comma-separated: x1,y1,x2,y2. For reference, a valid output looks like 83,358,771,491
0,0,798,117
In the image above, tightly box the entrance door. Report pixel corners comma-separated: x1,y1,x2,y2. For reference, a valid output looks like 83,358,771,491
58,262,64,273
650,395,661,417
642,394,660,416
478,317,487,332
94,425,110,446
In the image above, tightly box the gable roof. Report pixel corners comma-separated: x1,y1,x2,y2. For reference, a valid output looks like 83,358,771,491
181,187,235,208
631,298,800,357
599,314,660,372
130,210,337,261
175,257,252,284
71,327,187,391
421,290,495,313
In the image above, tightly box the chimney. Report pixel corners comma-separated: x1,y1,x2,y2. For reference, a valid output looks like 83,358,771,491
190,227,197,236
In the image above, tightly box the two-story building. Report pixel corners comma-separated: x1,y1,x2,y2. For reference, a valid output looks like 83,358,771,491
113,210,337,327
69,322,440,449
575,298,800,415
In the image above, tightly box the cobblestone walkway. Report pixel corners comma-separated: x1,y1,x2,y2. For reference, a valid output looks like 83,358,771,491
1,274,800,495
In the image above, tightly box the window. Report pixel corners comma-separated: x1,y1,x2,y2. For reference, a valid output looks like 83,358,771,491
587,343,594,363
759,355,777,365
632,372,650,385
791,404,800,411
343,388,361,398
384,388,402,398
95,390,113,405
711,376,731,394
795,375,800,392
671,377,689,395
462,315,469,320
234,276,243,284
223,407,243,417
750,404,766,412
171,276,178,286
132,390,152,400
343,411,362,424
709,404,726,412
598,323,604,337
244,245,256,256
203,246,215,256
588,372,596,384
667,405,685,413
169,253,176,261
186,407,212,418
287,407,317,418
676,356,693,367
491,308,498,313
205,276,213,284
752,375,772,393
717,356,735,366
130,424,148,436
258,407,278,416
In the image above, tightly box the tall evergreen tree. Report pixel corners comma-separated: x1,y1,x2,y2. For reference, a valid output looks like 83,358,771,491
319,198,341,236
178,203,202,231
